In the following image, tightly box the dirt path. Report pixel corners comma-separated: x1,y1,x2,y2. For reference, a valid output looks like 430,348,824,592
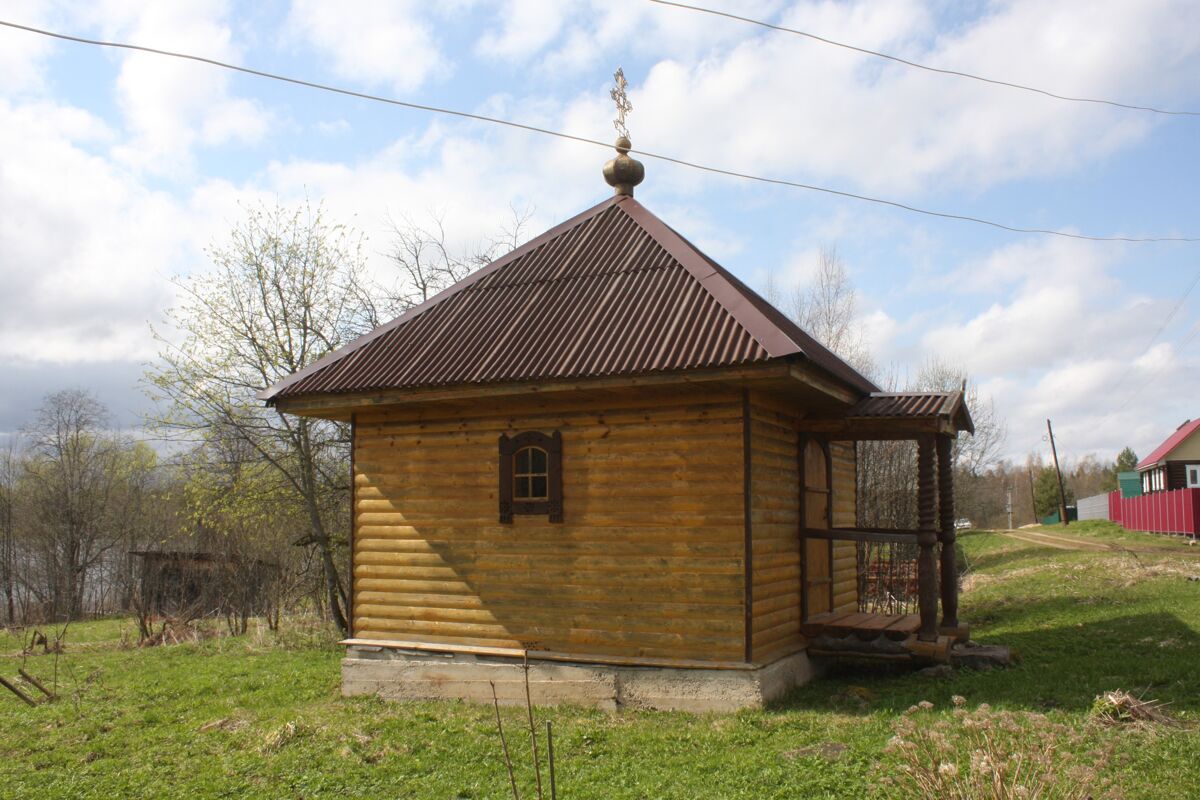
1000,528,1199,556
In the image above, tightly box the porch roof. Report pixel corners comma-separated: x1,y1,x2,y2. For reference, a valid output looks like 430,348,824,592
799,390,974,439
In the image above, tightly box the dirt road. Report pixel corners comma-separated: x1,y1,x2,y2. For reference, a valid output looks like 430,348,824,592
999,528,1199,556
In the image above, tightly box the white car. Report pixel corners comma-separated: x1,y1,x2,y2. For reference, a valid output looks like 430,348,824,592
954,518,973,531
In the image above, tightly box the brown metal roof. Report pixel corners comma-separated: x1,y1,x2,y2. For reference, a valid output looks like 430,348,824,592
261,195,878,402
848,392,974,434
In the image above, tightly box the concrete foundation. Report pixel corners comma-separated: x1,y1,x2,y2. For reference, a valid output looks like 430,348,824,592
342,646,820,713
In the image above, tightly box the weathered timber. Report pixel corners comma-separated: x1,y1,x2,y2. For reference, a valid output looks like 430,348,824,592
936,434,959,631
742,390,754,664
0,675,36,706
17,669,53,700
916,436,940,642
803,528,918,544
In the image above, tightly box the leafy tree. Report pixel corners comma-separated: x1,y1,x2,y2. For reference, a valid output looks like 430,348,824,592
1098,447,1139,492
147,201,378,634
1033,466,1074,519
1115,447,1139,472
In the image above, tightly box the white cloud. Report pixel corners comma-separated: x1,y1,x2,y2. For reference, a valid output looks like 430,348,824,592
920,238,1139,375
474,0,780,76
482,0,1199,194
475,0,570,61
913,237,1197,460
286,0,449,93
0,1,59,93
75,0,273,174
0,98,196,363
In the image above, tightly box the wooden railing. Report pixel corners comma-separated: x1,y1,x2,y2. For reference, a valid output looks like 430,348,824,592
804,524,954,641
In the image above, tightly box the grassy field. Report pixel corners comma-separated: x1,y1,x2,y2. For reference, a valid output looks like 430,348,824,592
2,529,1198,799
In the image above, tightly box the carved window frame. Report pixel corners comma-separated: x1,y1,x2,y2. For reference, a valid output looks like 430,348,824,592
499,431,563,523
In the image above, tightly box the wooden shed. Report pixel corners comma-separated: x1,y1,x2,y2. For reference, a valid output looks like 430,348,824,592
261,140,973,711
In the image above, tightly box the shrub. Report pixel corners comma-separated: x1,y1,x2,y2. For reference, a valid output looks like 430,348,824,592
881,696,1114,799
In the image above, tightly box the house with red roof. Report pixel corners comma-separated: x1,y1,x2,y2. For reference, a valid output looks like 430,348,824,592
1137,419,1200,494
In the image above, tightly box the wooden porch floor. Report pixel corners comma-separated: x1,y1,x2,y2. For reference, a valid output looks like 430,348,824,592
800,611,952,662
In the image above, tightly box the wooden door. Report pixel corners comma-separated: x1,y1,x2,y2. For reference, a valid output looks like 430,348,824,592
801,438,833,618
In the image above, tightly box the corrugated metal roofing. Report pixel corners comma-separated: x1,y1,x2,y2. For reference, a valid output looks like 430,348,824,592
848,392,974,433
1137,418,1200,470
261,195,878,402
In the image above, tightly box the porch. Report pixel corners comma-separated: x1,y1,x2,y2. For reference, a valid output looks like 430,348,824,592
796,392,974,663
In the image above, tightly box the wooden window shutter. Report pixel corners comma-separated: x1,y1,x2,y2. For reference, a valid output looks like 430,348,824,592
499,431,562,523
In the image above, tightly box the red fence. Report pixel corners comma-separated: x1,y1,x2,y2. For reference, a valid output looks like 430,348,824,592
1108,488,1200,535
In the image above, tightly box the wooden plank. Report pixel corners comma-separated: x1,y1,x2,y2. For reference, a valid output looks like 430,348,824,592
799,610,857,636
884,615,921,635
0,675,36,707
742,389,754,664
17,669,53,700
823,612,873,631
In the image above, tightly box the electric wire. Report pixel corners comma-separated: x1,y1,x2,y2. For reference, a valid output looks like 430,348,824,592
1,18,1197,245
1104,267,1200,403
1113,317,1200,417
649,0,1200,117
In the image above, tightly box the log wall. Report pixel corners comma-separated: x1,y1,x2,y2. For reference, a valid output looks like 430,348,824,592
830,441,858,613
351,388,748,663
747,392,859,663
747,397,801,664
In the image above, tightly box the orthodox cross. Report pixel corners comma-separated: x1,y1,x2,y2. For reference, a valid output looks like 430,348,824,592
610,67,632,139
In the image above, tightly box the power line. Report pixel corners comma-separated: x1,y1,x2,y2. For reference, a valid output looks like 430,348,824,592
1111,316,1200,418
1090,311,1200,435
649,0,1200,117
3,18,1198,245
1103,267,1200,401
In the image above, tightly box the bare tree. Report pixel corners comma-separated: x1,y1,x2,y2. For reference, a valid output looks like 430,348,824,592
0,440,17,624
385,205,534,309
147,200,376,635
768,246,873,374
19,391,152,621
763,247,1009,528
914,358,1006,475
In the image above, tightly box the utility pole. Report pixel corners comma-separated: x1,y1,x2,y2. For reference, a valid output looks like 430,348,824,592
1006,486,1013,531
1027,469,1037,524
1046,418,1070,526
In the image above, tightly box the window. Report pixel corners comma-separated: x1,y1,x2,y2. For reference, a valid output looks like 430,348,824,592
499,431,562,523
1188,465,1200,489
513,446,549,500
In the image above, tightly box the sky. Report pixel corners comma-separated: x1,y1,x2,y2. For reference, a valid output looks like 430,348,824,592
1,0,1198,466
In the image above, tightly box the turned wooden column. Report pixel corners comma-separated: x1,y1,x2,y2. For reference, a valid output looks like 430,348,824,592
916,435,940,642
937,434,959,631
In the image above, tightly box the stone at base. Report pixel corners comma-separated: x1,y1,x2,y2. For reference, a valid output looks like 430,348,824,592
950,643,1014,670
342,646,820,713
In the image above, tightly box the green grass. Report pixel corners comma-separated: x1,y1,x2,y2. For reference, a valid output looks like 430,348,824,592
2,533,1199,799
